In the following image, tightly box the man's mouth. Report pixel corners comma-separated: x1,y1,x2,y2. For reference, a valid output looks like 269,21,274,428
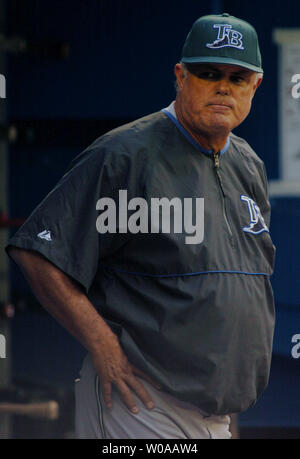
208,103,233,110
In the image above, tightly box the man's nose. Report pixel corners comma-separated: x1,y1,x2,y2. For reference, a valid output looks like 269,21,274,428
215,78,231,95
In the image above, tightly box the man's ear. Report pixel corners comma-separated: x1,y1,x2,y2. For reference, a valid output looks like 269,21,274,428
253,74,263,93
174,63,186,91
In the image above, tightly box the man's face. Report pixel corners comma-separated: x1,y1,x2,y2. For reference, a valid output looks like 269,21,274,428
175,63,262,138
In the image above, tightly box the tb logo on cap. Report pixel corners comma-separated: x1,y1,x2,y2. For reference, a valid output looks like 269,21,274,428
206,24,244,50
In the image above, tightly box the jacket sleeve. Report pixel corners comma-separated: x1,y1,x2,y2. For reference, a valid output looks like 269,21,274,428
5,143,130,293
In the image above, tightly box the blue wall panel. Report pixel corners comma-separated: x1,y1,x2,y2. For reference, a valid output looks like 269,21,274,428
7,0,220,119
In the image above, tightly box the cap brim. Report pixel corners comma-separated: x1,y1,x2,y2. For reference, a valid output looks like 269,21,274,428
181,56,263,73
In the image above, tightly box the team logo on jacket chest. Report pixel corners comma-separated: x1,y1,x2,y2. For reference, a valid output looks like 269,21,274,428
240,195,269,235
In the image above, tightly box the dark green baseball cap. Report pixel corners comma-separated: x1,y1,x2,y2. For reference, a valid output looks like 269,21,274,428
181,13,263,73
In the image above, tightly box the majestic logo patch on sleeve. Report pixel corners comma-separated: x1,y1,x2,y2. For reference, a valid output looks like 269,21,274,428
240,195,269,235
206,24,244,50
37,229,52,241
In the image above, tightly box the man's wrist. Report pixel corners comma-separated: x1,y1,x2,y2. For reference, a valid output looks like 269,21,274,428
86,320,118,355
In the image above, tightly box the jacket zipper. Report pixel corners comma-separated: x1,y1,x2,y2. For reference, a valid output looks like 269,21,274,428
213,151,234,245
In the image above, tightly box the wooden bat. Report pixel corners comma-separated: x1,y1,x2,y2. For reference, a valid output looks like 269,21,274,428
0,400,59,420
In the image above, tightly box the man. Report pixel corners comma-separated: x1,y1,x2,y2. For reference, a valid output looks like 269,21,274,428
6,13,275,439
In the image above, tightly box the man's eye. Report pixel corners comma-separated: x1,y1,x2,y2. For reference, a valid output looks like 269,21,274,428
231,75,245,83
198,72,219,80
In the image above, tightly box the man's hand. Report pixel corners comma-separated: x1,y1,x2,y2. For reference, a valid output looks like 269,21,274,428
8,247,160,415
91,333,161,414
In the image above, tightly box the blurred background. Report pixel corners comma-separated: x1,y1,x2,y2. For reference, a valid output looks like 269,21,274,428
0,0,300,439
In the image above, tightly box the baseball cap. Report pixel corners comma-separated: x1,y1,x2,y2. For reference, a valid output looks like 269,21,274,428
181,13,263,73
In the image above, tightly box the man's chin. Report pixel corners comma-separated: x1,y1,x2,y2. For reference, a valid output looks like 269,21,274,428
199,121,232,137
210,113,234,127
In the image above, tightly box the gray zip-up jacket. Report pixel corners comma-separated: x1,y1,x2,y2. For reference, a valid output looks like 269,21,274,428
7,108,276,415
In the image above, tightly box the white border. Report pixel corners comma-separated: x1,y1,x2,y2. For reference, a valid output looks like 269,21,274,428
268,180,300,197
